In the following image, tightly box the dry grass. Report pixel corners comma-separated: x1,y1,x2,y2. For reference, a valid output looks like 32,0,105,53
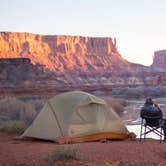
0,96,44,134
0,97,37,124
47,145,85,163
0,120,27,134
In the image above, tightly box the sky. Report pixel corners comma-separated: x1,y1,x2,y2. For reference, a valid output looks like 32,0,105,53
0,0,166,66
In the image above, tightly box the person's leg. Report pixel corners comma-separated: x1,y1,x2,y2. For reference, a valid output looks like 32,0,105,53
162,119,166,141
163,128,166,141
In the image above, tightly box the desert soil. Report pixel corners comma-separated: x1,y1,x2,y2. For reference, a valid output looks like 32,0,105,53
0,133,166,166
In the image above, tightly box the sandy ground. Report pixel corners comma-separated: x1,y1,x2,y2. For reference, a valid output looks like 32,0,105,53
0,133,166,166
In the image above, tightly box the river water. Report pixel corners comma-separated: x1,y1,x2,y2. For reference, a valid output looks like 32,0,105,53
123,98,166,125
124,98,166,140
126,125,164,140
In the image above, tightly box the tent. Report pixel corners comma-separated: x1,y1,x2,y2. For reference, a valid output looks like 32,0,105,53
22,91,129,143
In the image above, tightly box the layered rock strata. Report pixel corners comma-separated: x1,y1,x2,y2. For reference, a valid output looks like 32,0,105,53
152,50,166,71
0,32,166,96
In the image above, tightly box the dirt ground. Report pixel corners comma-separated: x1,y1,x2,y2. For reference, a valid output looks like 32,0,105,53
0,133,166,166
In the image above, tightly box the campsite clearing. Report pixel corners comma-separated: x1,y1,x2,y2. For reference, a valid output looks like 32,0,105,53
0,132,166,166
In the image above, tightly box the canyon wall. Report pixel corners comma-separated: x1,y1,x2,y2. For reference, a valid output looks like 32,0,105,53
0,32,127,73
0,32,166,95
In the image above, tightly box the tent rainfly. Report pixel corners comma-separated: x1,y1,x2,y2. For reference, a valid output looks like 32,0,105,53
22,91,129,143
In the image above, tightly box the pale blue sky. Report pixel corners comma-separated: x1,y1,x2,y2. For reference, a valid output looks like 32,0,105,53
0,0,166,66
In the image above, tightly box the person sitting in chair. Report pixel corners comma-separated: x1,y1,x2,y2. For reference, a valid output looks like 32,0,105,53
141,98,166,141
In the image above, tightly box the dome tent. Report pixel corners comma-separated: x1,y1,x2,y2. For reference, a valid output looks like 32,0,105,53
22,91,129,143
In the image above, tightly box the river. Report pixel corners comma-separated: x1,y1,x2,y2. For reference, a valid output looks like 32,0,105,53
123,98,166,125
125,98,166,140
127,125,164,140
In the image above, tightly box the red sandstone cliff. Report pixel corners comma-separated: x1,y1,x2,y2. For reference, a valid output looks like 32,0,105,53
0,32,128,73
0,32,165,93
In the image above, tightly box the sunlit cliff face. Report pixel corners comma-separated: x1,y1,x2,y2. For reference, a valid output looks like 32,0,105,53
1,32,166,88
0,32,128,72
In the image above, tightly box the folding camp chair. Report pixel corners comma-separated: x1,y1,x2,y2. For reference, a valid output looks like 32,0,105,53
140,115,164,142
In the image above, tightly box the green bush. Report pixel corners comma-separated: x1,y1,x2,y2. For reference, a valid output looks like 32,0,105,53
48,145,83,163
0,120,27,134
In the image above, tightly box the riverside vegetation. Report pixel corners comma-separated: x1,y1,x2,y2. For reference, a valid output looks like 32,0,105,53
0,95,126,134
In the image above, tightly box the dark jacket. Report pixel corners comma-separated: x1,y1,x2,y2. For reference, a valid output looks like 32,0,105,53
140,103,163,119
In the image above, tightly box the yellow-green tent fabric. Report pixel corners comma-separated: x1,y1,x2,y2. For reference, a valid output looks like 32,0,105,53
22,91,129,142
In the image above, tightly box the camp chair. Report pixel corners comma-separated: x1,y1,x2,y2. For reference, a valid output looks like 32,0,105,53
140,115,164,142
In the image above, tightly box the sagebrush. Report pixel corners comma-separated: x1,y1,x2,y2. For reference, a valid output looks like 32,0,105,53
105,97,127,116
48,145,87,163
0,120,27,134
0,97,39,124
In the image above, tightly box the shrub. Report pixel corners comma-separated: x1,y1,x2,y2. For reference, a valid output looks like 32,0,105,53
113,98,127,107
0,120,27,134
0,97,37,124
105,97,127,116
48,145,83,163
28,98,45,113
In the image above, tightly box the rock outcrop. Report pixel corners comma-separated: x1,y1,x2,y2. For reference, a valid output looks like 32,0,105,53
0,32,126,72
151,50,166,71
